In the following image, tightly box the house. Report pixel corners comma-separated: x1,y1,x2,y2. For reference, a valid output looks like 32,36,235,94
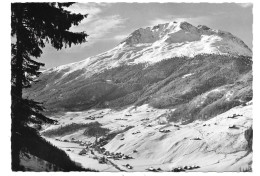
146,167,157,172
79,148,88,155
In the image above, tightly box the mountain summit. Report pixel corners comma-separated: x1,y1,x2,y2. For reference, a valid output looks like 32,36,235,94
45,21,251,77
121,21,251,56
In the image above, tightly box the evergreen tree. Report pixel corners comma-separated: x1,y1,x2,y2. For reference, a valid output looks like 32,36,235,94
11,2,88,170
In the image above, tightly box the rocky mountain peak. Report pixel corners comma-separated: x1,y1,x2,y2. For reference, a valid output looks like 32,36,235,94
122,21,189,45
44,21,251,78
121,21,213,45
120,21,251,57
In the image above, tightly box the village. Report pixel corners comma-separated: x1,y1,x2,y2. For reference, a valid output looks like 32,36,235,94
42,103,252,172
54,132,201,172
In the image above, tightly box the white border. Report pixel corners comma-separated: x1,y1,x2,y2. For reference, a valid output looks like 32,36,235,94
1,0,259,176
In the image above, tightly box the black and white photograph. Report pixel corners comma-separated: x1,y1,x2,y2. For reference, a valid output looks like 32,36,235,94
5,0,258,174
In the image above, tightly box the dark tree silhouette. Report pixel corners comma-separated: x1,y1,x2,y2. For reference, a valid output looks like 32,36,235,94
11,2,88,170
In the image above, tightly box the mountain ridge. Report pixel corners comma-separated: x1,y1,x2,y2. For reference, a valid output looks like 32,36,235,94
44,21,251,78
25,21,252,124
122,21,250,51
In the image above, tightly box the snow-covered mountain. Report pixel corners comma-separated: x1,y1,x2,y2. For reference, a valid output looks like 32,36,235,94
26,21,252,122
45,21,251,78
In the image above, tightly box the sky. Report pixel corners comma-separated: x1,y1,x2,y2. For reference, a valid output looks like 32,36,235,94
39,2,253,69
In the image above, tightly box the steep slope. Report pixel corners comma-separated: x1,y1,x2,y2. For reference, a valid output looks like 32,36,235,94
14,126,92,171
25,21,252,123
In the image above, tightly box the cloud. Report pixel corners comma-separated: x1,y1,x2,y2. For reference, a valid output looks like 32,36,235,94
237,3,253,8
149,17,190,27
63,3,126,49
66,3,102,16
77,15,125,43
113,34,128,41
65,3,103,25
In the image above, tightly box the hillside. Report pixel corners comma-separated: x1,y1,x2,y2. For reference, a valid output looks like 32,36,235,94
26,54,252,124
14,126,94,171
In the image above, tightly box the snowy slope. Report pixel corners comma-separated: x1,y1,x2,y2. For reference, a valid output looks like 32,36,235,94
42,103,252,172
45,21,252,78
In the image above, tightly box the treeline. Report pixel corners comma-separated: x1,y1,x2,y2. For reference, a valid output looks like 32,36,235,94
42,122,111,138
105,126,134,141
42,123,94,137
83,122,110,137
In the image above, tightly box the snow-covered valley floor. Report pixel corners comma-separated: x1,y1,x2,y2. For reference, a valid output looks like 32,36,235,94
42,103,252,172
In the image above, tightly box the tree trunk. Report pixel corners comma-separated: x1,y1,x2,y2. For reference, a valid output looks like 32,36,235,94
12,4,24,98
11,4,24,171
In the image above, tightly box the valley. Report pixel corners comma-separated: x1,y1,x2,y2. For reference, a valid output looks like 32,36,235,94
42,102,252,172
